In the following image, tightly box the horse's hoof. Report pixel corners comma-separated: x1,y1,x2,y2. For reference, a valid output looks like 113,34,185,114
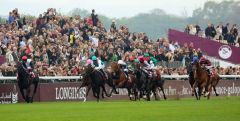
129,94,133,98
216,94,219,96
142,95,147,99
204,92,210,97
191,94,194,96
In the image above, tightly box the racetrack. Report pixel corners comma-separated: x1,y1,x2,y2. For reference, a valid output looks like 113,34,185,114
0,97,240,121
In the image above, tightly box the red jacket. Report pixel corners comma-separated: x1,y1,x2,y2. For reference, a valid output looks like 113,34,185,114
199,57,211,66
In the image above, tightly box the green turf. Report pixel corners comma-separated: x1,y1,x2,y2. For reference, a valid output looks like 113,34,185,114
0,97,240,121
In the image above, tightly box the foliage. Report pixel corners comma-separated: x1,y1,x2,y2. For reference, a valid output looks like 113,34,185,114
67,1,240,39
0,17,6,24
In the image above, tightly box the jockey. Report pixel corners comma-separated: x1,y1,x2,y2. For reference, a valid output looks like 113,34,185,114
139,53,153,77
130,59,139,70
192,56,199,64
21,55,35,78
199,56,212,76
91,56,106,79
85,59,93,66
150,57,157,69
117,60,129,79
143,53,151,69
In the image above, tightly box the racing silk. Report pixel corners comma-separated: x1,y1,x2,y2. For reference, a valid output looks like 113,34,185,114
93,59,105,70
118,60,128,72
144,60,153,69
199,57,211,66
26,59,34,70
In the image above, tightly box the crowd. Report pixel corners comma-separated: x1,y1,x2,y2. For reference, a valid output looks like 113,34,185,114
184,23,240,47
0,8,239,78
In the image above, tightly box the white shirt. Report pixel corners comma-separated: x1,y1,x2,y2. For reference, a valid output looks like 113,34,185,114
169,44,176,53
90,36,99,47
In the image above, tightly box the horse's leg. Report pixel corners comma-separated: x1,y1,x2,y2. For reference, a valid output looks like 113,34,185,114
153,88,158,101
194,87,198,100
28,84,35,103
102,85,111,97
160,86,167,100
146,91,151,101
101,87,105,98
96,87,100,102
85,85,91,98
127,87,133,100
26,86,31,103
192,81,199,100
112,85,119,94
213,86,219,96
198,86,203,100
133,85,138,101
19,87,26,101
207,84,212,100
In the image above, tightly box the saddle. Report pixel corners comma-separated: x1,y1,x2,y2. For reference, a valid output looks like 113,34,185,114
94,69,108,80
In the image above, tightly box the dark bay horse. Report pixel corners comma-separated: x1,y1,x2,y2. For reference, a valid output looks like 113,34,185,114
17,63,39,103
109,62,137,100
187,64,198,100
134,63,166,101
80,65,110,102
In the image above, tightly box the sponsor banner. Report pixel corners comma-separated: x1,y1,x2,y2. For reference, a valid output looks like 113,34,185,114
0,84,19,104
1,80,240,103
168,29,240,64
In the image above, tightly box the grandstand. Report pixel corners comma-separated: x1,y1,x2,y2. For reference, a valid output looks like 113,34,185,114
0,8,239,103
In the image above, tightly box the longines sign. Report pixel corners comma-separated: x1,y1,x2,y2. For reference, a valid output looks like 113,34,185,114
1,80,240,103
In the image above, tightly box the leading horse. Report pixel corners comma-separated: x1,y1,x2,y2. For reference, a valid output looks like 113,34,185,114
192,61,220,100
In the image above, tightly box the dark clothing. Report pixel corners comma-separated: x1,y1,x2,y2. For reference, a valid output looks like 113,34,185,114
205,27,216,39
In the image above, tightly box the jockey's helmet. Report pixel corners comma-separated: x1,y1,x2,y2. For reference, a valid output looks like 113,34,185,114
91,56,97,61
86,59,93,65
193,56,199,62
129,56,134,61
22,56,27,61
118,60,126,65
134,59,139,63
143,53,149,57
139,57,144,63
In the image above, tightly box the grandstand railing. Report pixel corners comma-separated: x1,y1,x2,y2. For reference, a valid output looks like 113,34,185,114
0,75,239,83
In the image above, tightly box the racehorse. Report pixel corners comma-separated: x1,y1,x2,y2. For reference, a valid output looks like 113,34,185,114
109,62,137,100
187,63,198,100
151,68,167,100
80,65,111,102
191,62,220,100
134,63,166,101
17,63,39,103
207,68,220,97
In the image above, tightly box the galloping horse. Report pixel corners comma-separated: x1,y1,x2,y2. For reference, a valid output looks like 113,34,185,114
207,68,220,97
187,63,198,100
151,68,167,100
192,61,210,100
80,65,110,102
134,63,166,101
17,63,39,103
109,62,136,100
191,62,220,100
